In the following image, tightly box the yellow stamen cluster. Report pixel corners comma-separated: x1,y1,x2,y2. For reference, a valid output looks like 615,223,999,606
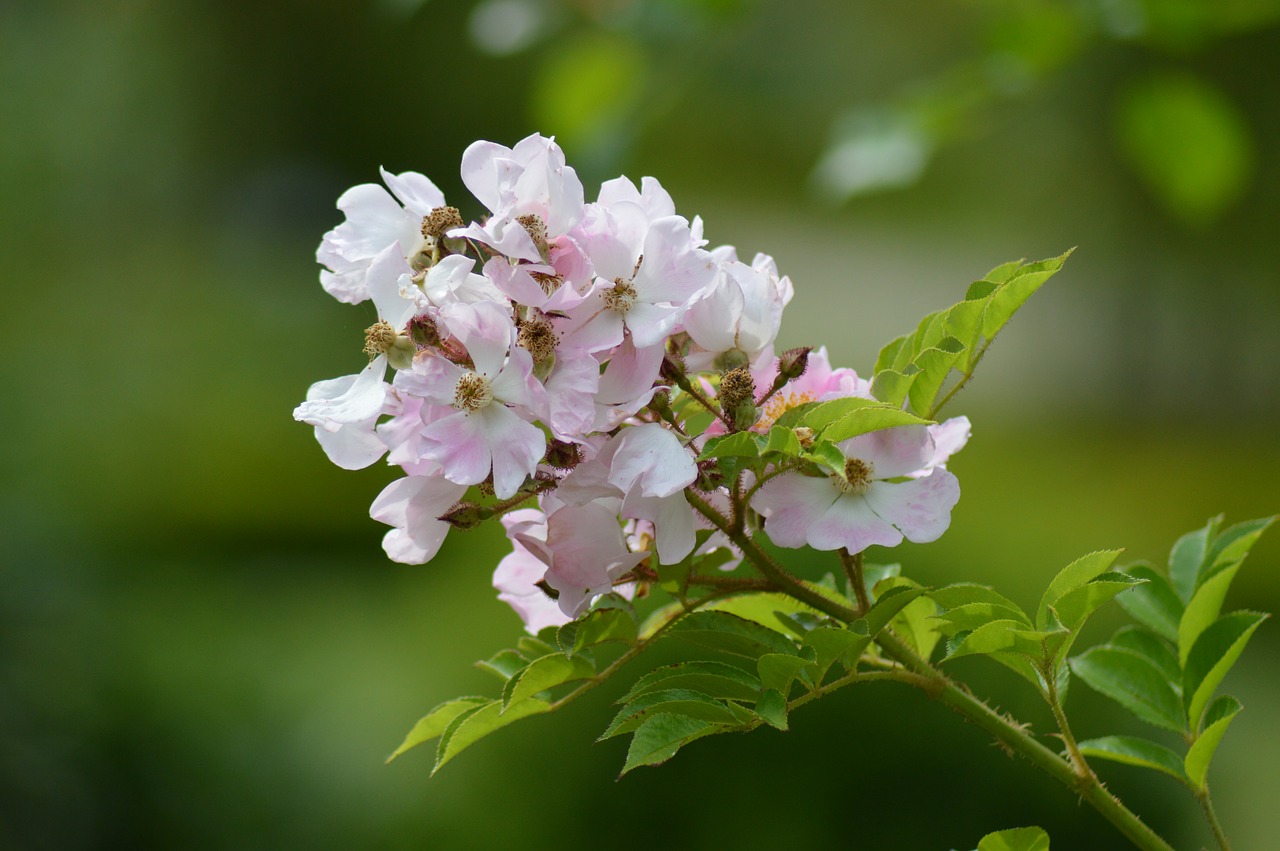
517,213,549,257
363,321,398,359
421,206,463,239
604,278,638,314
517,315,558,364
530,271,563,295
834,458,874,495
454,372,494,413
758,390,815,431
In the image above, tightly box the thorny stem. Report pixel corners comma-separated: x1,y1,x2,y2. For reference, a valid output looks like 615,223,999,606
685,488,1176,851
839,548,870,616
1198,788,1232,851
1044,661,1096,789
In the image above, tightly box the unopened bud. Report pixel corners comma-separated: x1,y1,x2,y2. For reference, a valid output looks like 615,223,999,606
779,347,812,382
544,440,582,470
408,314,442,349
715,347,750,372
439,501,491,530
695,459,726,492
660,352,688,383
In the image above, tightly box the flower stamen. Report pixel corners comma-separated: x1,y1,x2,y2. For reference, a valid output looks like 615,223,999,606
454,372,494,413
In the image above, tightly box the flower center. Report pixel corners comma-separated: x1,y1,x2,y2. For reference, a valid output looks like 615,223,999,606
516,314,558,364
363,321,398,359
454,372,494,413
758,389,815,431
604,278,638,313
833,458,874,495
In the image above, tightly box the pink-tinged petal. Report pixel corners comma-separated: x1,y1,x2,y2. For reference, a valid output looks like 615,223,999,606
623,490,696,565
609,423,697,498
754,474,842,549
328,183,413,260
557,298,625,353
366,245,416,328
547,234,595,296
556,455,623,506
478,404,546,498
924,417,971,471
863,469,960,544
421,254,499,306
596,336,663,405
442,301,515,378
379,167,445,217
418,411,492,487
315,421,386,470
319,265,367,305
541,502,649,618
683,271,744,354
543,348,600,440
293,357,388,431
489,344,540,411
484,256,555,307
394,354,467,408
624,300,684,349
808,494,905,553
634,216,717,304
837,425,934,479
369,475,467,564
574,202,647,281
460,141,515,212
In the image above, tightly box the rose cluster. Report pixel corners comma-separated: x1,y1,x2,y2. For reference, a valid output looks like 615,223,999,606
295,134,967,633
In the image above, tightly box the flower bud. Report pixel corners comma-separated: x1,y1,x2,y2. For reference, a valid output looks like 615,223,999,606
714,347,750,372
779,347,812,382
408,314,443,350
694,459,726,492
439,501,491,530
544,440,583,470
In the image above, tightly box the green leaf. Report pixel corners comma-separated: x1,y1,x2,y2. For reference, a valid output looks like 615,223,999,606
755,688,789,731
1178,562,1241,667
906,337,966,416
621,660,763,703
1183,611,1268,730
517,636,556,658
976,825,1051,851
501,653,597,710
558,605,637,656
386,697,489,763
1070,646,1185,732
704,592,824,637
434,698,552,774
1077,736,1189,783
803,627,871,681
943,620,1064,662
1115,73,1255,226
1116,564,1184,643
791,397,886,431
475,649,528,682
1036,550,1124,628
979,260,1024,285
666,610,800,659
1109,626,1182,688
601,689,746,740
620,712,718,774
1050,572,1145,633
931,583,1030,622
873,333,911,375
1204,516,1274,574
699,431,761,460
1169,517,1218,604
1185,696,1243,790
758,653,814,695
870,369,915,408
763,425,802,458
932,602,1034,637
820,406,933,443
978,252,1072,347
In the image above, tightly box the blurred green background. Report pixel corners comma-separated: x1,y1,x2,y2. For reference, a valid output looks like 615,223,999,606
3,0,1279,848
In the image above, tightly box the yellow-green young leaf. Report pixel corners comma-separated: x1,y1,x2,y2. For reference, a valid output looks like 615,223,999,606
1185,696,1243,790
1069,646,1186,732
758,653,813,695
433,698,552,774
1037,550,1124,628
931,583,1030,621
821,406,932,443
874,333,911,375
1116,565,1184,643
907,337,965,416
980,260,1025,285
601,689,745,740
699,431,761,460
1077,736,1189,783
976,825,1051,851
763,425,802,458
1115,73,1254,226
864,584,931,636
890,585,943,661
703,592,824,637
558,605,637,656
1109,626,1181,687
870,369,915,408
755,688,789,731
1050,572,1145,633
620,712,718,775
1183,611,1268,731
1169,517,1219,604
1204,516,1275,577
944,620,1062,662
517,636,556,657
621,661,762,703
666,610,800,659
501,653,597,711
932,602,1033,637
1178,563,1241,667
475,649,528,682
386,697,489,763
978,251,1072,344
942,296,990,355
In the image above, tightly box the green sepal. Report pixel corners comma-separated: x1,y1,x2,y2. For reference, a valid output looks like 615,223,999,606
601,689,748,740
1077,735,1189,783
620,713,719,775
433,697,552,774
621,660,763,703
1069,646,1186,732
1183,611,1268,731
386,696,488,763
1116,564,1184,643
666,610,800,659
1185,695,1243,790
975,825,1051,851
755,688,789,730
501,653,597,711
